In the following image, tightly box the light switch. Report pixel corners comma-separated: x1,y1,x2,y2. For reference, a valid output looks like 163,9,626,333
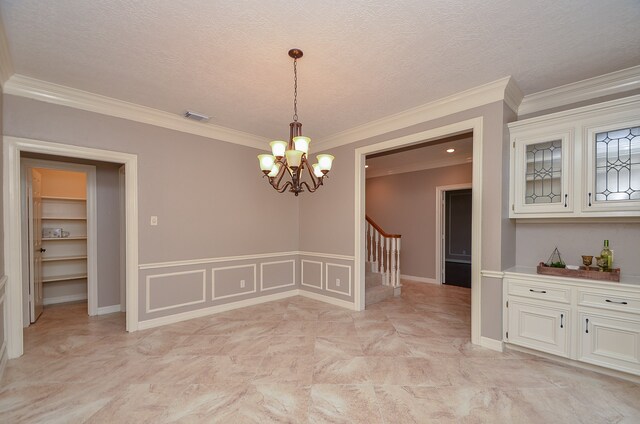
240,279,246,288
336,278,341,287
150,216,158,226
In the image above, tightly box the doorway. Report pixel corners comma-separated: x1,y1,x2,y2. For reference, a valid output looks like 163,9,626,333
21,159,97,323
443,188,472,288
4,136,140,359
354,117,483,345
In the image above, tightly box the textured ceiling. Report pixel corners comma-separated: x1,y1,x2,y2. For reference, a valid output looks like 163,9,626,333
1,1,639,140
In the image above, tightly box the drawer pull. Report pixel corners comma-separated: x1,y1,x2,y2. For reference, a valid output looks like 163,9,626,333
529,289,547,294
564,194,568,207
585,318,589,334
605,299,628,305
588,192,592,207
560,313,564,329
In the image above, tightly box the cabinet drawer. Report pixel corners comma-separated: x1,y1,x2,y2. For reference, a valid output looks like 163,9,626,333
507,279,571,304
577,289,640,314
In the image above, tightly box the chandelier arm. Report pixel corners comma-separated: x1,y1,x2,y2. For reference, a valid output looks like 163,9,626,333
275,180,293,193
270,158,289,189
301,155,323,188
300,181,320,193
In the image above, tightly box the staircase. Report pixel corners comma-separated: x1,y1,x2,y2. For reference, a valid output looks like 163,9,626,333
365,215,402,305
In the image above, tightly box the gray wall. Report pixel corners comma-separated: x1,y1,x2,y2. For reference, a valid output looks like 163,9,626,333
366,163,473,280
300,101,515,340
4,94,300,322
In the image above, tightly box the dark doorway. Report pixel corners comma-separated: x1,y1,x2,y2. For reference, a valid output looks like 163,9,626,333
444,189,472,288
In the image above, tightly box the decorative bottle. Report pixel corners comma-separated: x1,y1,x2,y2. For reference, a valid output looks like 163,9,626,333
600,240,612,272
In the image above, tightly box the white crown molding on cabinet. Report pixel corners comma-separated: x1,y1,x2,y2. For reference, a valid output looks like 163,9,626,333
0,17,14,87
314,76,522,151
518,65,640,117
3,74,269,150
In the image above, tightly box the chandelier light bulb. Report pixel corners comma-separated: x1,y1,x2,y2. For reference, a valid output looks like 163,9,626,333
316,154,334,172
285,150,304,168
270,140,288,158
312,163,323,178
268,163,281,177
258,154,275,172
293,136,311,155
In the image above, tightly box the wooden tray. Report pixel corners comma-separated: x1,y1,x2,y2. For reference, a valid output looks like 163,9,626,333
536,262,620,282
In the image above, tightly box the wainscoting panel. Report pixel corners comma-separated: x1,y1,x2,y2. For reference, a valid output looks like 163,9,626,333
299,253,354,301
260,260,295,292
326,263,352,296
301,260,323,289
212,264,257,300
145,269,206,313
138,252,301,322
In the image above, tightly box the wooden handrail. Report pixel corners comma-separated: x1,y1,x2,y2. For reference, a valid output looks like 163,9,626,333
366,215,401,238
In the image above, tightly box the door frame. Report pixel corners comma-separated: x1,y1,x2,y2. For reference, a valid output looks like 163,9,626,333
4,136,139,359
354,117,483,346
435,183,473,285
21,158,98,317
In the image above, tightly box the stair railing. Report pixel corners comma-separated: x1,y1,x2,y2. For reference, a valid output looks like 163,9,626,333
365,215,401,288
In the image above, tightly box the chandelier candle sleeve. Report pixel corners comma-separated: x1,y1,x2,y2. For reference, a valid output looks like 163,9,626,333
257,48,335,196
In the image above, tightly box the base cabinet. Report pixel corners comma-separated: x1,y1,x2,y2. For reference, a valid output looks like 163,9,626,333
579,311,640,375
504,272,640,377
508,300,570,357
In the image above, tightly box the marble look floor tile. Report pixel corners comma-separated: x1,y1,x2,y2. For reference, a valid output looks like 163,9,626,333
309,384,382,424
253,355,314,385
312,356,371,384
314,336,364,357
359,334,412,356
3,281,639,423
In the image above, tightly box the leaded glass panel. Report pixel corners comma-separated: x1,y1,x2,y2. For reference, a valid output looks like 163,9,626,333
525,140,562,204
594,126,640,202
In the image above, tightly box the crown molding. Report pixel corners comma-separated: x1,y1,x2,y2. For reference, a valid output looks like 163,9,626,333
518,65,640,117
366,157,471,179
314,76,520,151
0,15,14,87
3,74,269,150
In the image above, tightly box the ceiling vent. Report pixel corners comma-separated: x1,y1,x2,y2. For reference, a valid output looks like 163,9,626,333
184,110,211,122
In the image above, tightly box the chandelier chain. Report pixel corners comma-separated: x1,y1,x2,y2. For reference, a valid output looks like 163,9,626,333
293,58,298,122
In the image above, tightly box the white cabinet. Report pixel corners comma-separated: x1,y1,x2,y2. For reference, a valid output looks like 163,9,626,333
578,311,640,376
508,299,570,357
504,270,640,377
509,95,640,219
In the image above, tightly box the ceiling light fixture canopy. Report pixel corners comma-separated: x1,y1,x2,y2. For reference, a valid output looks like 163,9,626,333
258,49,334,196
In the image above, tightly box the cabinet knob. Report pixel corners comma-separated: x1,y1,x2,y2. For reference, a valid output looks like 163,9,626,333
39,248,46,253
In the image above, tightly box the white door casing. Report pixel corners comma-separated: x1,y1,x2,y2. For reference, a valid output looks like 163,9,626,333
4,136,139,359
355,117,483,346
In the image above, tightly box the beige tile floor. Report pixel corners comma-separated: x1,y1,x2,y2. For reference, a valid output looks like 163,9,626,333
1,281,639,423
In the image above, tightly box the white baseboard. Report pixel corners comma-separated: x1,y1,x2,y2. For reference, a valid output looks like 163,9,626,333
479,336,504,352
97,304,122,315
401,274,439,284
0,340,7,382
298,289,355,310
43,293,87,305
138,289,299,331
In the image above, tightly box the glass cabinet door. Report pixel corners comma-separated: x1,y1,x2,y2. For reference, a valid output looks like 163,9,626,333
513,131,573,215
585,123,640,211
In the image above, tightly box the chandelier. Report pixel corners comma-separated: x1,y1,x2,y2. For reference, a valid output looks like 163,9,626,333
258,49,334,196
